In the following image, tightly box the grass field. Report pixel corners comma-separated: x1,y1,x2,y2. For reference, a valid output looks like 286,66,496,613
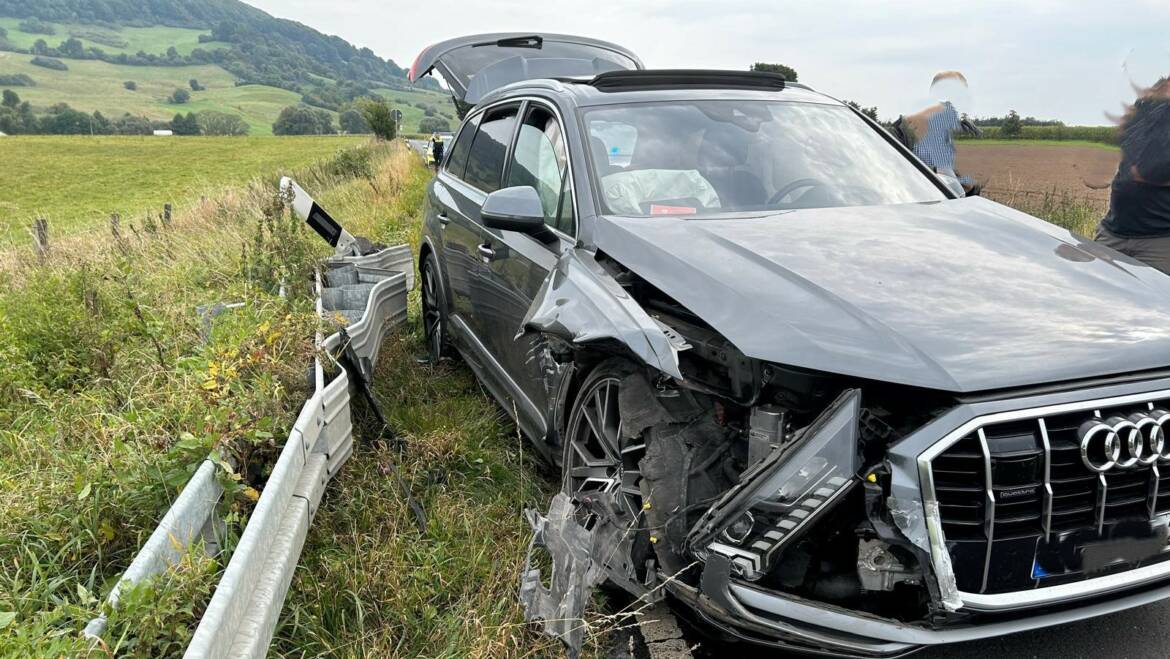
0,18,230,56
0,135,364,244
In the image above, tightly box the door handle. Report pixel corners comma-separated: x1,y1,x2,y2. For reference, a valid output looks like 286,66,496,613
437,213,451,227
477,243,496,261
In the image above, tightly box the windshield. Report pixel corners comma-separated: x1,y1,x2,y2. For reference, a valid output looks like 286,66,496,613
583,100,948,217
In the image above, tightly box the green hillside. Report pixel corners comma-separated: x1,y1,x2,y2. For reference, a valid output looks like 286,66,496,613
0,17,231,56
0,52,303,134
0,0,454,135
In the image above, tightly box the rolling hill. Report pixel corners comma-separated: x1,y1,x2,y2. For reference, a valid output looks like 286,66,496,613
0,0,455,134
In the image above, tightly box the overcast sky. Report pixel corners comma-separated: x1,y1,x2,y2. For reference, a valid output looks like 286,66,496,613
246,0,1169,125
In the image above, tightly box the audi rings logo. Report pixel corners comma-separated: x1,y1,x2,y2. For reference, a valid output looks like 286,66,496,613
1078,410,1170,473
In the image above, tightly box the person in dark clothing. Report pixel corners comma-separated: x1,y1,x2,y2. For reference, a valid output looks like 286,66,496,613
1095,77,1170,272
430,132,444,168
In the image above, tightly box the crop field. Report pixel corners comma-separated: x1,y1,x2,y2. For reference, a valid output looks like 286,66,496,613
956,141,1120,235
0,18,231,57
0,135,365,245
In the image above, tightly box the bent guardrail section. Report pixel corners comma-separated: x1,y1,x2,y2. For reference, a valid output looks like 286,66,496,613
84,243,411,658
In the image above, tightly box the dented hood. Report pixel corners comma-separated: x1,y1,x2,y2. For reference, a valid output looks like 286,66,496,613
594,197,1170,393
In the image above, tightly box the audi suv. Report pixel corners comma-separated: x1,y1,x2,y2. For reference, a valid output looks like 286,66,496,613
409,33,1170,657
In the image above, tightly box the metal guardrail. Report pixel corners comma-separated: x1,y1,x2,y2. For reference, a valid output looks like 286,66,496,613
84,243,411,658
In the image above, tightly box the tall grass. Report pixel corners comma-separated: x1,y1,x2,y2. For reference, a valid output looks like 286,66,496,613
983,185,1106,237
0,141,404,656
957,125,1118,144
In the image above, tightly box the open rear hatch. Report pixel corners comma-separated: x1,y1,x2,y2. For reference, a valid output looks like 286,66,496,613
408,33,643,115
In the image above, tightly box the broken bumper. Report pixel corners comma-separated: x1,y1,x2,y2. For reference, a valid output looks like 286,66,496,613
691,552,1170,657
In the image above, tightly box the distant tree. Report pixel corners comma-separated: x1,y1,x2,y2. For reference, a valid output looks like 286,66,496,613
356,98,396,139
2,89,19,109
112,114,152,135
189,78,205,91
166,46,179,59
750,62,798,82
0,26,7,40
38,103,92,134
844,100,879,122
418,116,451,133
31,39,49,55
423,106,436,117
123,80,136,91
273,104,334,135
197,110,249,136
1001,110,1022,138
170,112,200,135
339,107,371,134
170,88,191,104
312,108,335,134
58,37,84,58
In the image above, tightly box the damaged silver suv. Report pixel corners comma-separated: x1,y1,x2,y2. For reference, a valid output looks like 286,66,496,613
410,33,1170,657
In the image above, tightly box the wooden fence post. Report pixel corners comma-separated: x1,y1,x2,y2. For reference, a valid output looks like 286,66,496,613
163,203,172,227
110,213,121,239
32,218,48,259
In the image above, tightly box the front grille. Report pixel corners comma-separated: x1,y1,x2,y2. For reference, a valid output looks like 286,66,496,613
930,397,1170,595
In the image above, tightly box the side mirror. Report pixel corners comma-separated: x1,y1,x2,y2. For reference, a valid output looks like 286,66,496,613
481,186,556,242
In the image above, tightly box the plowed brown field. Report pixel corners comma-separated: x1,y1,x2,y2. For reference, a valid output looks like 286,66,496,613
956,142,1119,209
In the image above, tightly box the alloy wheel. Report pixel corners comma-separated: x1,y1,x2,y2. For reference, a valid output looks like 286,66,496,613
564,374,647,524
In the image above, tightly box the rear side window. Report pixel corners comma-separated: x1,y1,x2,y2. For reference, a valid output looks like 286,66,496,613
444,113,480,178
462,105,518,193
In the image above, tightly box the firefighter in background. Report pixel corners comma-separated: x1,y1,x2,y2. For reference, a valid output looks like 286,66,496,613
430,132,444,169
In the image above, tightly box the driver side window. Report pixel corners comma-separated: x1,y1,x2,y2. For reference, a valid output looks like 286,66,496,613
506,104,575,236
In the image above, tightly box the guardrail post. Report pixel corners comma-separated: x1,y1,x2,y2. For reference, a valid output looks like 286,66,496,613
32,218,48,259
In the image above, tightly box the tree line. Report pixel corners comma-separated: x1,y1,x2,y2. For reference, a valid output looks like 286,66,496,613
0,89,248,135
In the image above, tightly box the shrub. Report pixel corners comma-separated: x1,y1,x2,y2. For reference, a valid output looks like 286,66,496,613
2,89,19,109
123,80,136,91
189,78,205,92
418,116,451,133
170,88,191,104
30,56,68,71
0,74,35,87
18,19,56,35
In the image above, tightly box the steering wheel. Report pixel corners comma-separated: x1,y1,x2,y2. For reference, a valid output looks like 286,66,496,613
768,178,829,206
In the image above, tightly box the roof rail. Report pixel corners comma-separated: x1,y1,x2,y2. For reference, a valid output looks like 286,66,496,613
584,69,786,92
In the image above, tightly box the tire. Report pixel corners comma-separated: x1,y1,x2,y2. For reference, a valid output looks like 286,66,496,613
562,358,657,588
420,254,452,363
